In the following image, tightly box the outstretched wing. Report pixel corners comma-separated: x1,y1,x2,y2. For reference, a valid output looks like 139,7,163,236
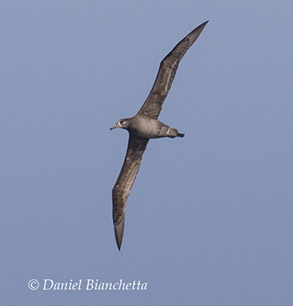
137,21,208,119
112,135,149,250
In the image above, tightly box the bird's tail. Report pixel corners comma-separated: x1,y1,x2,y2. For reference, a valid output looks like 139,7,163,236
177,132,185,138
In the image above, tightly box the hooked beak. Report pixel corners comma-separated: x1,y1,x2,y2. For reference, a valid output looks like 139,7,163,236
110,122,120,130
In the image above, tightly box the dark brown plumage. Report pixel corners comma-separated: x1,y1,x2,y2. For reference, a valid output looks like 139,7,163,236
111,21,208,250
138,20,209,120
112,136,149,250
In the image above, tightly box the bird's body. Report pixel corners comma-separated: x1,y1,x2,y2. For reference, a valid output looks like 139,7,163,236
110,21,208,250
116,115,184,139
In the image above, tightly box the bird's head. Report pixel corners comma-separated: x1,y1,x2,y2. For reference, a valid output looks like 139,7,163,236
110,118,131,131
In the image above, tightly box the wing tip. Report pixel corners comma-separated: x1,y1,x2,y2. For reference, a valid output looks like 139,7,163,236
195,19,209,33
199,20,209,28
114,216,125,251
188,20,209,44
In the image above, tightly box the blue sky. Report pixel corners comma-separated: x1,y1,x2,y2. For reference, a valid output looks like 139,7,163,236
1,0,293,305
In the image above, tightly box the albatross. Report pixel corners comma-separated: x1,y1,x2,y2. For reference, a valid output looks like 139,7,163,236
110,21,208,250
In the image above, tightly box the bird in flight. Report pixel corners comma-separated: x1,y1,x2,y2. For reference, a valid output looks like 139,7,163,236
110,21,208,250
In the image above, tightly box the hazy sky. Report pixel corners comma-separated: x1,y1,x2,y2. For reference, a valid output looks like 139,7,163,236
1,0,293,305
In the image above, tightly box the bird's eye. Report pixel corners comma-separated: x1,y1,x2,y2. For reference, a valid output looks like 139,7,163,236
122,121,126,124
